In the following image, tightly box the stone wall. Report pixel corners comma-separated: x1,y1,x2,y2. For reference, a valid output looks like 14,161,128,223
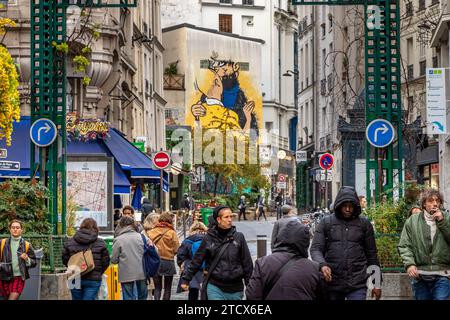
367,273,414,300
40,273,71,300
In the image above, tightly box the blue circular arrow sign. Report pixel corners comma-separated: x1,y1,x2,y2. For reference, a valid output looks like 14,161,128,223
30,118,58,147
366,119,395,148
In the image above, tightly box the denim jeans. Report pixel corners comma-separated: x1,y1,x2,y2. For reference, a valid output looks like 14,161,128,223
70,279,102,301
329,288,367,300
206,283,243,300
412,276,450,300
121,280,148,300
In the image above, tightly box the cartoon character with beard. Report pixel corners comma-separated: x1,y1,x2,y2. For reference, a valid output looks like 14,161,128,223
191,57,258,132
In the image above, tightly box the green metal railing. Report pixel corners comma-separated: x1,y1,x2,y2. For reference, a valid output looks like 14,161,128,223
0,234,68,273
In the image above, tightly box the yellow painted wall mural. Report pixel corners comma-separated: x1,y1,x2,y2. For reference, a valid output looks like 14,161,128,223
186,55,262,134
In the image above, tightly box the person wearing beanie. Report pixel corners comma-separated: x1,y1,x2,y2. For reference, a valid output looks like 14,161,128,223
180,205,253,300
271,205,299,249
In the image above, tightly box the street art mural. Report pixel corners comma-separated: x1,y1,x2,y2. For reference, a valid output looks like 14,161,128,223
186,52,262,133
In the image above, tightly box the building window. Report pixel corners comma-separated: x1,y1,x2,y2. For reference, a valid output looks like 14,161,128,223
328,14,333,29
219,14,233,33
433,56,438,68
243,0,254,5
405,2,413,17
408,96,414,111
321,23,326,37
320,79,326,95
418,0,426,11
419,60,426,76
220,0,232,3
407,64,414,80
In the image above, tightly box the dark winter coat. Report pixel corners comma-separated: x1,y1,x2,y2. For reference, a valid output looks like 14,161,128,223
310,187,380,293
181,225,253,293
177,233,206,289
62,229,110,281
246,221,327,300
141,198,154,223
0,237,37,281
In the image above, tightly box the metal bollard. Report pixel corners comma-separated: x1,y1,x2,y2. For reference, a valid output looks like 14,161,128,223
257,235,267,258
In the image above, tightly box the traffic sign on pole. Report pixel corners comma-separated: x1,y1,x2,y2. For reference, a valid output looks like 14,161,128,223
152,151,171,169
366,119,395,148
30,118,58,147
278,174,286,182
319,153,334,171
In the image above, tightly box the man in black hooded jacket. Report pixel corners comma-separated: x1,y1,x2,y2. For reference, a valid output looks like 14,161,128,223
310,186,382,300
180,205,253,300
246,221,327,300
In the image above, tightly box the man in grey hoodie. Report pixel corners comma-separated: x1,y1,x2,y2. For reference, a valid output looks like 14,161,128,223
111,216,147,300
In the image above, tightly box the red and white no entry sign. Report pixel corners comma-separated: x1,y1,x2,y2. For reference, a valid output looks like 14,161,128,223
278,175,286,182
153,151,171,169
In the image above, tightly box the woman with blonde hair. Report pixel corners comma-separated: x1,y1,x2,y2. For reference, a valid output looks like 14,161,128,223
176,221,208,300
148,212,180,300
144,213,160,232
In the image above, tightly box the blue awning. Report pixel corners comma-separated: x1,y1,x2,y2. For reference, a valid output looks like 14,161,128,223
0,117,131,194
103,128,168,184
1,117,168,190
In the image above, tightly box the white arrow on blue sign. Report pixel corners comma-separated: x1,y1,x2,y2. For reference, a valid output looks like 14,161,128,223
30,119,58,147
366,119,395,148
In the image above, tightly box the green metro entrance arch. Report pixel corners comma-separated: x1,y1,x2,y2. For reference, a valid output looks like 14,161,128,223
30,1,138,234
293,0,403,204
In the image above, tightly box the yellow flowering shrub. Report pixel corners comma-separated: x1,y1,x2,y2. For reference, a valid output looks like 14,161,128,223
0,18,20,146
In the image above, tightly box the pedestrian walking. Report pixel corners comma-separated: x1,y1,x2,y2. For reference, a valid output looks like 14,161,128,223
62,218,110,300
180,205,253,300
115,205,144,235
398,189,450,300
111,216,148,300
113,209,122,229
246,220,327,300
141,198,154,224
238,195,247,221
256,195,267,221
271,204,298,249
176,221,208,300
143,213,160,298
148,212,180,300
143,213,160,232
0,220,37,300
275,193,282,220
310,186,382,300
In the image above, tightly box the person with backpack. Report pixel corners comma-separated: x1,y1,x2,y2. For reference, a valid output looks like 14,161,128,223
180,205,253,300
176,221,208,300
246,220,327,300
310,186,382,300
0,220,37,300
148,212,180,300
62,218,110,300
111,216,148,300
